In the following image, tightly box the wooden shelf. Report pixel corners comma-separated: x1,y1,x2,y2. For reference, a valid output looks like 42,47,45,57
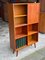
15,15,27,18
15,24,27,27
16,45,27,51
28,31,38,35
15,34,27,39
28,40,37,46
13,3,27,5
28,22,39,24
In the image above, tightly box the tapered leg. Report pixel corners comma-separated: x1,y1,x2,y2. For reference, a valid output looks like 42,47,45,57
13,49,18,56
34,43,36,48
13,50,15,54
16,50,18,57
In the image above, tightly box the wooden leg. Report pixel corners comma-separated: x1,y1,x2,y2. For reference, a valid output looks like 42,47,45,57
34,43,36,48
13,49,18,56
2,16,4,21
16,50,18,57
31,44,32,46
13,50,15,54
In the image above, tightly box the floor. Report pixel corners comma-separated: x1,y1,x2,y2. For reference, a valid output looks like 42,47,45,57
21,47,45,60
0,18,45,60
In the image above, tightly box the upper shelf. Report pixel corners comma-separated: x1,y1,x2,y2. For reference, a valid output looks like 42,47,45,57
13,3,27,5
15,15,27,18
15,24,27,28
28,31,38,35
13,3,40,5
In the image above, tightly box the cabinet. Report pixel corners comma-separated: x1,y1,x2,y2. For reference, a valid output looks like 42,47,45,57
7,3,40,56
39,0,45,33
39,12,45,33
39,0,45,12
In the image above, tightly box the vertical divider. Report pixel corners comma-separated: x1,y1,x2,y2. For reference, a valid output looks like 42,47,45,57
13,4,16,53
27,4,29,45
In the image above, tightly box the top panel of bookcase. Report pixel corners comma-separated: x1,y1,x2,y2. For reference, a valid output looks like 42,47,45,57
13,3,40,5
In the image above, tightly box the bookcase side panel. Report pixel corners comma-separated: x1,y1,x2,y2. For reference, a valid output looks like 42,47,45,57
7,3,16,51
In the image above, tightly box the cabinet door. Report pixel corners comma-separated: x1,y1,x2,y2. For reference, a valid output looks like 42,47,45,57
28,3,40,24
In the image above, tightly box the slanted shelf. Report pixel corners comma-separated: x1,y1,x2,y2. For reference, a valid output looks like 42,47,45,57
15,26,27,39
28,23,38,35
14,17,27,27
13,4,27,17
27,33,38,45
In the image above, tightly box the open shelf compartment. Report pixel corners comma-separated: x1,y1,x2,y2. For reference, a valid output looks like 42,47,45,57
16,37,27,49
15,26,27,39
28,23,38,35
13,5,27,17
14,17,27,27
27,33,38,45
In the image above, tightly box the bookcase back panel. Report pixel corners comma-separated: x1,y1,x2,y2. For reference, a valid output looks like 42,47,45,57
28,3,40,24
13,5,27,16
14,17,27,26
32,23,38,31
28,23,38,31
15,27,22,35
15,26,27,35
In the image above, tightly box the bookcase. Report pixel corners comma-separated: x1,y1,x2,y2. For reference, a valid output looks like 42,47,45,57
7,3,40,56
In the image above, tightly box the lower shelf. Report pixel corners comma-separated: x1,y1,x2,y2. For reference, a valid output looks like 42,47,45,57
15,34,27,39
16,45,27,51
28,31,38,35
28,40,37,46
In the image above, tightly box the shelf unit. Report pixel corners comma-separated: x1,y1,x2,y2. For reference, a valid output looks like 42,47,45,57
7,3,40,56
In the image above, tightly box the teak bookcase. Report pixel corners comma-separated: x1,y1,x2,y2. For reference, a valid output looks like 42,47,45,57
7,3,40,56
